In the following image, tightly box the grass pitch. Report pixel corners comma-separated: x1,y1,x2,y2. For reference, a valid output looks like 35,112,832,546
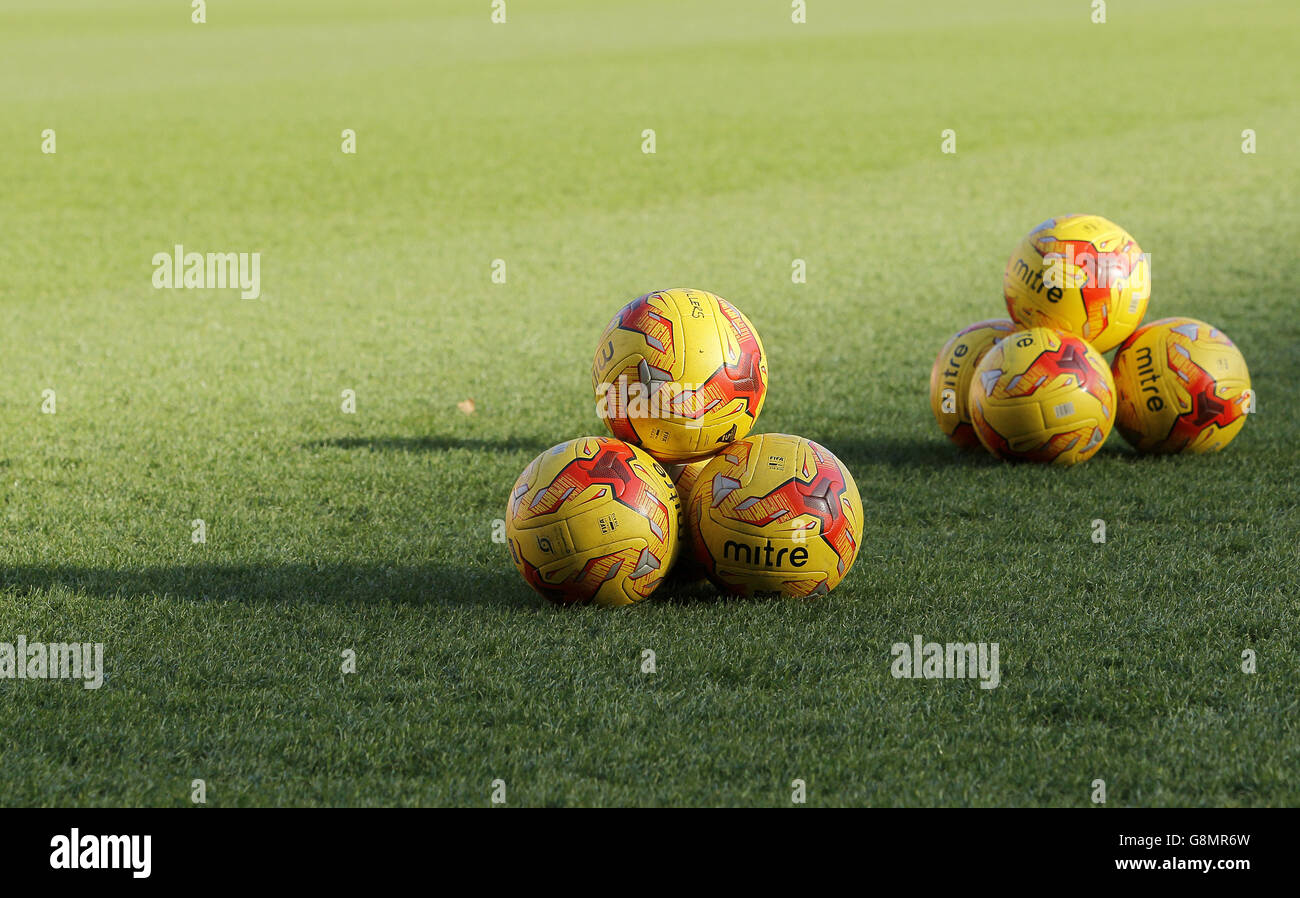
1,0,1298,807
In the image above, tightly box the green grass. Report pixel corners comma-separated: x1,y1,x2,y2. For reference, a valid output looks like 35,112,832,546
1,0,1298,806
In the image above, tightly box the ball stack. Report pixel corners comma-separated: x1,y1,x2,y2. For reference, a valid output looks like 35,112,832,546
508,288,864,605
930,214,1253,464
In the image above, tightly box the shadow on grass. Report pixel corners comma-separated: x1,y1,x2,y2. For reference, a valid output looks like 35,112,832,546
652,584,776,606
0,562,531,607
821,435,995,472
823,434,1146,472
0,563,807,609
308,435,552,454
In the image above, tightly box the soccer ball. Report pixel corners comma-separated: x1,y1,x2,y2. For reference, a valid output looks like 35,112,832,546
689,434,863,597
1112,317,1253,453
669,460,708,505
929,319,1021,447
969,327,1116,465
666,460,709,582
592,288,768,464
506,436,681,606
1003,214,1150,353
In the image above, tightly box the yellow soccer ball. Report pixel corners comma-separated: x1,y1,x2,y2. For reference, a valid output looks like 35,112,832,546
929,318,1021,448
1112,317,1253,453
1004,214,1150,352
689,434,863,598
969,327,1116,466
506,437,680,606
592,288,769,464
666,460,709,582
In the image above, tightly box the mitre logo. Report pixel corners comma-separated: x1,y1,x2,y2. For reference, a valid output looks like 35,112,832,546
722,539,808,568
